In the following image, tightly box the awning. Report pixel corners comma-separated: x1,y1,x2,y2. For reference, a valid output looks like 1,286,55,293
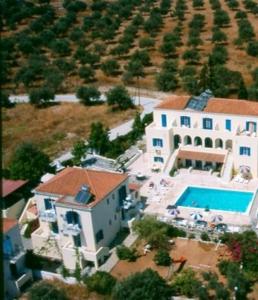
177,150,225,163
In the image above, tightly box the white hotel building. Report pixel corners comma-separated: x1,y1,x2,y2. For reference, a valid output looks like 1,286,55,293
146,91,258,180
31,167,130,271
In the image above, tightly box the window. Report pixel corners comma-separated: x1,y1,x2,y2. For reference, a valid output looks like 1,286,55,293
203,118,213,130
51,222,59,234
112,194,115,200
66,211,80,225
225,119,231,131
180,116,191,127
109,219,112,226
44,198,53,210
161,114,167,127
118,185,127,206
246,121,257,132
154,156,164,163
114,214,117,220
107,198,109,205
73,234,81,247
240,147,251,156
152,138,163,147
96,230,104,243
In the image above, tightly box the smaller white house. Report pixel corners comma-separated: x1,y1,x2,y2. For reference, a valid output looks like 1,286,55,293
3,218,32,300
31,167,130,271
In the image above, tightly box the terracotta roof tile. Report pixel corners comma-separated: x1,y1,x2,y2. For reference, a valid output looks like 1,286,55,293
204,98,258,117
2,179,28,198
3,218,18,234
36,168,128,207
156,95,190,110
129,183,141,191
178,150,225,163
156,96,258,117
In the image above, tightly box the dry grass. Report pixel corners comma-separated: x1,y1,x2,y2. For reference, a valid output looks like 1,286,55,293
2,103,139,168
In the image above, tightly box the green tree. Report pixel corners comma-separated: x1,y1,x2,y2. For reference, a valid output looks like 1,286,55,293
154,249,172,266
238,80,248,99
193,0,204,8
29,87,55,107
112,269,172,300
156,71,178,91
72,140,87,165
139,37,155,48
84,271,116,295
9,142,52,183
106,85,134,110
132,112,144,139
76,86,101,105
78,66,95,82
88,122,110,155
212,27,228,43
28,281,68,300
101,59,120,76
198,63,211,91
132,216,169,249
182,48,200,64
172,269,202,298
50,39,71,56
126,59,144,79
214,9,230,27
247,41,258,57
1,91,14,108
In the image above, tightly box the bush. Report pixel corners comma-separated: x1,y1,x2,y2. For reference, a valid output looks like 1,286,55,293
76,86,101,105
84,271,116,295
188,233,196,239
247,41,258,57
154,250,172,266
101,59,120,76
139,37,155,48
200,232,210,241
116,245,138,262
166,225,186,238
28,281,68,300
29,87,55,106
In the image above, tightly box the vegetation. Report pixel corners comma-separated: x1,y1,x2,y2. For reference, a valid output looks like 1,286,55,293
87,122,110,155
76,86,101,106
9,142,53,183
154,249,172,266
71,140,87,165
112,269,172,300
28,280,68,300
84,271,116,295
116,245,138,262
106,85,134,110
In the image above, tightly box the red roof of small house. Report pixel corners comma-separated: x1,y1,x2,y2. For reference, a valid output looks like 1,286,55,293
3,218,18,234
36,167,128,207
2,179,28,198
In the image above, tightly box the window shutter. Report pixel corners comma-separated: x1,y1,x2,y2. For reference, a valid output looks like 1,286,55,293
44,198,52,210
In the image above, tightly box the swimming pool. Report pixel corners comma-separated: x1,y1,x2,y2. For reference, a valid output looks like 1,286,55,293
175,186,254,213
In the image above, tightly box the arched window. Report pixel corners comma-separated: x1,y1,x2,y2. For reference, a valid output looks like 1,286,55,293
205,137,213,148
66,211,80,226
194,136,202,146
215,138,223,148
184,135,192,145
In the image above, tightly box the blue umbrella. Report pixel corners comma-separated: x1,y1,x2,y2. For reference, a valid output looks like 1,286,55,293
190,212,203,221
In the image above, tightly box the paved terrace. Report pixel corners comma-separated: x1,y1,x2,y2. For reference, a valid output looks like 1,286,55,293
128,153,258,227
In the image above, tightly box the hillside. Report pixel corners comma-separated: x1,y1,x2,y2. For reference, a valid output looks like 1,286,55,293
1,0,258,99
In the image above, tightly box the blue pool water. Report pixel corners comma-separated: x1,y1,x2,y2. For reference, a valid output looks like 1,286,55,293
176,187,253,213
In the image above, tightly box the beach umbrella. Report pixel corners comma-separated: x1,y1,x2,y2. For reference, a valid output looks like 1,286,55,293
169,208,180,217
211,215,223,223
190,212,203,221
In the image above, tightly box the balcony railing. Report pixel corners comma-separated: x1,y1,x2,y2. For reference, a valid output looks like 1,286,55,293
62,223,81,236
39,209,57,222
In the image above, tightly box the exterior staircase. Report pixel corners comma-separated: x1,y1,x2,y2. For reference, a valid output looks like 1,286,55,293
163,149,179,175
221,152,234,182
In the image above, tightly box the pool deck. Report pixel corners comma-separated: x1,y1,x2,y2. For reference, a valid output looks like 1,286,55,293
128,153,258,227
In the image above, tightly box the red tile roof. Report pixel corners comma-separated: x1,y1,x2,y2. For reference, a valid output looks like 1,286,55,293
156,96,258,117
156,95,190,110
178,150,225,163
2,179,28,198
129,183,141,191
36,168,128,207
3,218,18,234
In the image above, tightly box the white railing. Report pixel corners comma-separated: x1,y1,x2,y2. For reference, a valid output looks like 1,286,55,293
15,270,32,289
39,209,57,222
62,223,81,236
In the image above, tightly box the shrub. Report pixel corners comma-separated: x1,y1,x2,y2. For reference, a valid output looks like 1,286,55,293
188,233,196,239
154,250,172,266
200,232,210,241
84,271,116,295
247,41,258,57
76,86,101,105
214,9,230,27
166,225,187,238
101,59,120,76
139,37,155,48
116,245,138,261
28,280,68,300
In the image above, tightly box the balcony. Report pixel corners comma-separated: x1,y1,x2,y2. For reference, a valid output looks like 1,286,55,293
39,209,57,222
15,270,32,289
62,223,81,236
237,129,257,137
